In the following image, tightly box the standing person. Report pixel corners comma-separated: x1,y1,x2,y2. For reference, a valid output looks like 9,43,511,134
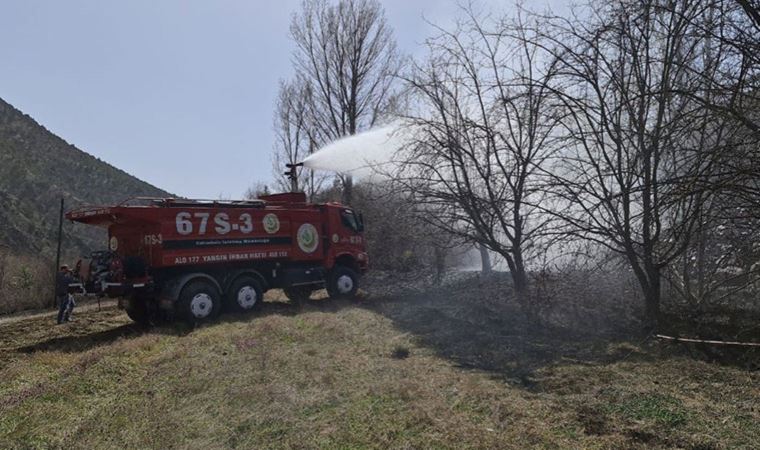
64,292,76,321
56,265,74,324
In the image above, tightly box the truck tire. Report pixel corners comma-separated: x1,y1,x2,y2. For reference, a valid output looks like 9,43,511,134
225,275,263,313
326,266,359,299
283,286,313,304
125,294,167,326
178,279,221,323
125,296,150,325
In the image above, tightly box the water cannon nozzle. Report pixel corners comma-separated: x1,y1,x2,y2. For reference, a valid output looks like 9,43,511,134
285,162,304,177
284,162,305,192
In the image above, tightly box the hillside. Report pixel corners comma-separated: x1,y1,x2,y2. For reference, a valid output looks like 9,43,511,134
0,97,171,257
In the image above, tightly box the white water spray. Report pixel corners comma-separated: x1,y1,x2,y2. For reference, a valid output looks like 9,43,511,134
304,120,503,273
302,121,411,179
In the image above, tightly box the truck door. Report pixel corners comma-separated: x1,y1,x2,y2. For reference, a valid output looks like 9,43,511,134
325,206,364,260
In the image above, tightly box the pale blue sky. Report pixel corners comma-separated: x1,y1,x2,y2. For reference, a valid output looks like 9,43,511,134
0,0,563,198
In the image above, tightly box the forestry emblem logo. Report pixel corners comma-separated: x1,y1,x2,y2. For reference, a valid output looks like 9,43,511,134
297,223,319,253
262,213,280,234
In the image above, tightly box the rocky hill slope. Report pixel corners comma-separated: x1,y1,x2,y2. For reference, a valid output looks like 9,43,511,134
0,97,171,257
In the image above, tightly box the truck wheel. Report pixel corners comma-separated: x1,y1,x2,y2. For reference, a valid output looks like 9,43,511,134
283,286,313,304
125,296,150,325
327,266,359,299
178,279,221,323
226,276,263,313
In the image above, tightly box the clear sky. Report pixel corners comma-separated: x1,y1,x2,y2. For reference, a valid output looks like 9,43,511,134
0,0,563,199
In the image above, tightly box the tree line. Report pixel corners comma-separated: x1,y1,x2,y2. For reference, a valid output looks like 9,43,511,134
271,0,760,327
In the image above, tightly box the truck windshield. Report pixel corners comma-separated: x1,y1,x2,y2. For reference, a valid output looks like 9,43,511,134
341,209,363,232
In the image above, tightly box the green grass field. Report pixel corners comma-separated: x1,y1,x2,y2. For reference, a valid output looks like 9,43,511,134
0,283,758,449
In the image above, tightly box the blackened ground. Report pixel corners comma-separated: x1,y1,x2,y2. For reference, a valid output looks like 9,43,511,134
362,270,759,373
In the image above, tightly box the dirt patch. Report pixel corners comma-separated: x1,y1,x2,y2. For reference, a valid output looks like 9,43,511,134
577,404,611,436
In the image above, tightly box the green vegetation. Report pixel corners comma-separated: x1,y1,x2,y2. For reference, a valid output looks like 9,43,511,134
0,252,52,314
608,394,688,427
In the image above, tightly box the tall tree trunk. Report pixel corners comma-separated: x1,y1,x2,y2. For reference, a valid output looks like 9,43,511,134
696,219,706,303
628,252,662,328
503,250,529,307
512,251,529,306
434,246,445,285
479,244,491,275
644,272,661,329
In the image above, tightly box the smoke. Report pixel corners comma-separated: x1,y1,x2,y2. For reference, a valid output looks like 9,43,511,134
302,121,410,179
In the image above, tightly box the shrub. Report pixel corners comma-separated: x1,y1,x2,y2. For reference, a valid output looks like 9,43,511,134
0,250,54,315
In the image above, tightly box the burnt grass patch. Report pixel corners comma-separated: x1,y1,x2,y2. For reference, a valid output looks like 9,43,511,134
361,272,651,385
390,345,410,359
363,271,760,379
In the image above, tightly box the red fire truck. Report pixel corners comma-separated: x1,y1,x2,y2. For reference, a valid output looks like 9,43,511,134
66,192,368,324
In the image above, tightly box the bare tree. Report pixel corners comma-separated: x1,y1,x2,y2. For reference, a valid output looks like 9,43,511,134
528,0,755,325
672,0,760,208
290,0,401,204
243,182,270,200
735,0,760,28
350,181,462,281
663,1,760,312
271,78,326,200
666,0,760,313
395,9,561,307
666,193,760,310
